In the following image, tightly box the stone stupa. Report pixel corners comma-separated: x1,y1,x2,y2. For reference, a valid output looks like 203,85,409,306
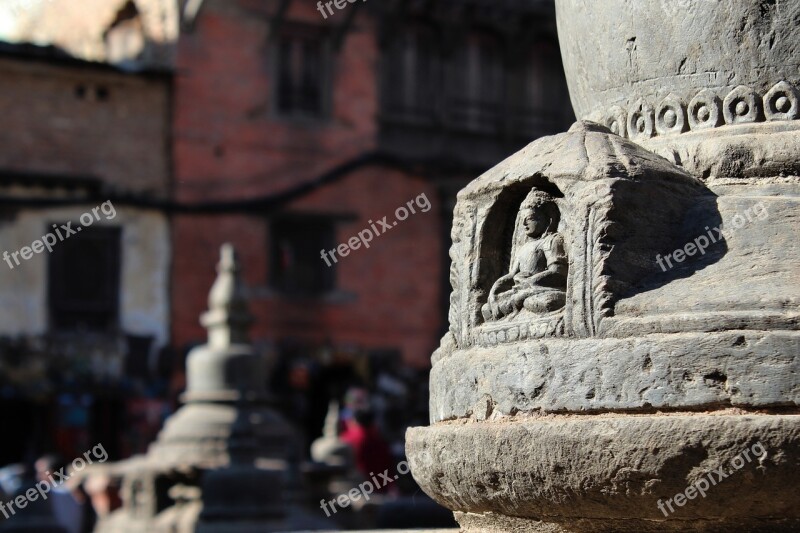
98,244,296,532
406,1,800,531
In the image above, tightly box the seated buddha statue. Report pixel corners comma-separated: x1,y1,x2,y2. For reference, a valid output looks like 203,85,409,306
481,189,568,322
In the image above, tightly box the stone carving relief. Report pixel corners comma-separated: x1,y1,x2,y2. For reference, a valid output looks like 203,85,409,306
411,3,800,528
474,189,568,345
441,121,712,352
481,189,567,322
601,80,800,139
447,200,478,349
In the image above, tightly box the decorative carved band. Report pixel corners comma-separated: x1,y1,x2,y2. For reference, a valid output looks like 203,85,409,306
600,80,800,140
473,314,565,347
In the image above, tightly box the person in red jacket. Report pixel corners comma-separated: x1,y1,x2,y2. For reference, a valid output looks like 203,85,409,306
340,408,396,494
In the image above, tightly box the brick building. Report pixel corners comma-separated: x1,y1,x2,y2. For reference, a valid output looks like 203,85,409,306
170,0,573,370
166,0,572,443
0,0,573,459
0,39,173,462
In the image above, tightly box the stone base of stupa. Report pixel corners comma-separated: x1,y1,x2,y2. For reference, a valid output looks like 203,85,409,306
407,412,800,532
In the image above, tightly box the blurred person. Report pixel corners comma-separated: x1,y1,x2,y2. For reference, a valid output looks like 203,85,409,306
61,476,97,533
68,483,96,533
0,463,28,502
339,387,370,427
340,408,395,493
35,455,83,533
286,359,315,454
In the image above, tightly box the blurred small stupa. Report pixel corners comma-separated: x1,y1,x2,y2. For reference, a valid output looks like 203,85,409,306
96,244,301,532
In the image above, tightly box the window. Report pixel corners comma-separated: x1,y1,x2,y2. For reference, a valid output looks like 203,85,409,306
382,24,439,123
510,39,572,136
270,216,336,296
382,26,507,133
275,28,329,118
447,31,504,133
378,20,573,161
48,226,121,331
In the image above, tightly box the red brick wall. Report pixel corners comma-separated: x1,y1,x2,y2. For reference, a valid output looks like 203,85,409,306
173,0,378,201
171,0,444,367
0,57,171,196
171,167,444,369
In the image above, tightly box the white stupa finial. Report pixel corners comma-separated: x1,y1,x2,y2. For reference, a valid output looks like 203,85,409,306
200,243,253,347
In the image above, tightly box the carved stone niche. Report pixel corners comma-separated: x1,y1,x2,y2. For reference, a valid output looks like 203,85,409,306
407,121,800,532
433,120,754,419
456,121,710,348
430,120,800,420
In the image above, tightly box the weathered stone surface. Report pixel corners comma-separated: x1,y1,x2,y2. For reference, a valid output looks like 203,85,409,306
641,122,800,179
555,0,800,179
430,331,799,422
411,119,799,531
425,122,799,421
408,414,800,531
556,0,800,137
453,512,800,533
442,122,710,353
407,1,800,530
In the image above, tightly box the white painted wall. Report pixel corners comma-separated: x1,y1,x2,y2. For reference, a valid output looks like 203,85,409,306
0,205,170,349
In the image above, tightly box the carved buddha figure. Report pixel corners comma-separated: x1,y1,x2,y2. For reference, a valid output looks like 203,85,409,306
481,189,567,321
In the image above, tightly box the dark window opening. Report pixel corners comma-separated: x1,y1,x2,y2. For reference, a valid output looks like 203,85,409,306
270,216,336,296
447,31,505,133
276,30,329,118
510,39,572,136
48,225,121,331
380,24,571,140
96,86,110,101
382,24,439,124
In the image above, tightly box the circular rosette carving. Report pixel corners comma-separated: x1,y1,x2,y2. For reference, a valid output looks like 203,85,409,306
763,81,799,121
604,106,627,138
723,85,762,125
655,94,687,135
626,100,654,140
688,89,723,130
